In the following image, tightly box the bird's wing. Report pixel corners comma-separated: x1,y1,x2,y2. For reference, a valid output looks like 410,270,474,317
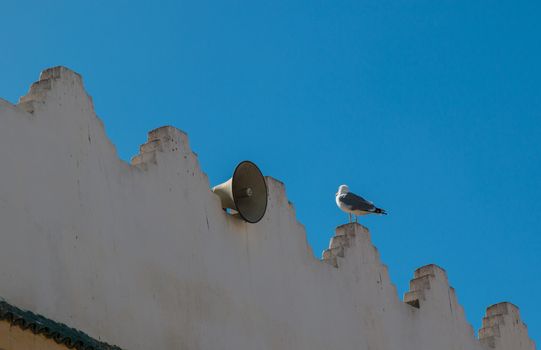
339,192,376,212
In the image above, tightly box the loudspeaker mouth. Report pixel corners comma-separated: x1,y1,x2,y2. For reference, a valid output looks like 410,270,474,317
212,161,268,224
236,187,253,198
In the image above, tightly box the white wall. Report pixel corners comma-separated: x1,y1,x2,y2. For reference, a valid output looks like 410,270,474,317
0,67,535,350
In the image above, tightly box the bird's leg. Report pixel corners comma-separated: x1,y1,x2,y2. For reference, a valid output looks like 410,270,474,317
355,215,358,223
348,213,352,223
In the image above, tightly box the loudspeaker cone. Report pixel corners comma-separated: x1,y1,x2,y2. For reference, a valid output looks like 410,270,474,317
212,161,268,223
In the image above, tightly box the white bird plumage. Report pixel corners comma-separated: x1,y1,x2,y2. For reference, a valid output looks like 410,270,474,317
335,184,387,223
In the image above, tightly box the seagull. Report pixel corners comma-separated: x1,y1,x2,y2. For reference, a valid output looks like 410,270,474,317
336,184,387,223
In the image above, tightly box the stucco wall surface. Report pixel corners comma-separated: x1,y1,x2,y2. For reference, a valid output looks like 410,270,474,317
0,67,535,350
0,321,70,350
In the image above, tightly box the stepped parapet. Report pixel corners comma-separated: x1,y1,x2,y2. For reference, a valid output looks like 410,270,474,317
0,66,536,350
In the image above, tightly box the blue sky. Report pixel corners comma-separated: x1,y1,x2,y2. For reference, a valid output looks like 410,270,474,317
2,0,540,344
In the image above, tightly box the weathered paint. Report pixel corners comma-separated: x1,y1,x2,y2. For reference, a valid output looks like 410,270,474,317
0,67,535,350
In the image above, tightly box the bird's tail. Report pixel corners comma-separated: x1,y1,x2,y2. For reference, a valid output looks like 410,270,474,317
374,208,387,215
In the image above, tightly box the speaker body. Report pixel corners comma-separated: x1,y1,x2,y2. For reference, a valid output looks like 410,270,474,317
212,161,268,223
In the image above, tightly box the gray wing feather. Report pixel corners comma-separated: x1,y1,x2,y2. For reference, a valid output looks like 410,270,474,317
339,193,376,212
